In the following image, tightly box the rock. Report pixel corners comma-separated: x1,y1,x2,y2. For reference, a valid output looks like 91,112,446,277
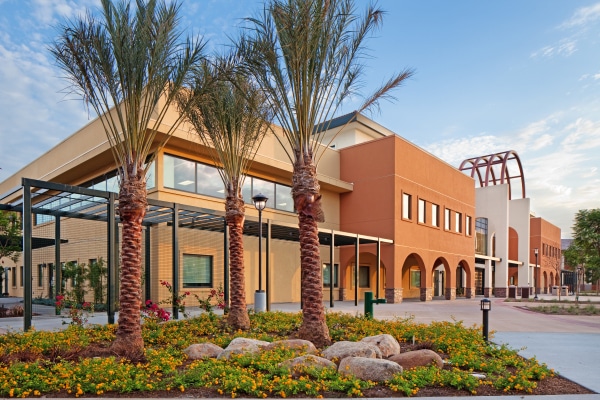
279,355,337,376
183,343,223,359
322,341,382,363
217,337,270,360
264,339,318,354
360,334,400,358
338,356,403,382
388,349,444,370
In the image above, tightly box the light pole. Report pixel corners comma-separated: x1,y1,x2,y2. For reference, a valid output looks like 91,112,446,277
480,298,491,342
534,248,539,301
252,193,268,312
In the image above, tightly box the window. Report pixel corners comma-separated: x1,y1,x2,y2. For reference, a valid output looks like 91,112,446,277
455,212,462,233
38,264,44,287
402,193,412,219
418,199,426,223
11,267,16,287
183,254,212,288
359,266,370,288
444,208,451,230
275,183,294,212
466,215,472,236
475,217,488,255
164,154,197,193
410,268,421,288
163,153,294,213
431,204,439,227
196,163,225,198
322,263,339,287
20,266,24,287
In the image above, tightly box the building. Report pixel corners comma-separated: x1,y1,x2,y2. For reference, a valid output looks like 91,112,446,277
0,107,559,308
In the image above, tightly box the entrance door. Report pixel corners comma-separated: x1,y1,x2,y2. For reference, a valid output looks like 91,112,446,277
475,268,484,295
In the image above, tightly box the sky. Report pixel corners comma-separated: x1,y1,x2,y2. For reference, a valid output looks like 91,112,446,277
0,0,599,239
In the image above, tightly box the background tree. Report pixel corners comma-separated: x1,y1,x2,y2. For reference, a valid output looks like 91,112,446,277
178,58,272,330
237,0,413,347
572,209,600,294
0,211,21,293
51,0,206,356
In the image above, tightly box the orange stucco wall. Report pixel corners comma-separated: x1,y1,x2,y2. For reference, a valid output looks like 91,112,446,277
338,134,476,302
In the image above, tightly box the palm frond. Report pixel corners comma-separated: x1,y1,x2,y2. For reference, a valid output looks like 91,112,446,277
50,0,206,184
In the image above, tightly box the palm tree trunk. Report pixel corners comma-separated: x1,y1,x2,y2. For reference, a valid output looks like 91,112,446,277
225,193,250,330
112,173,146,357
293,156,331,348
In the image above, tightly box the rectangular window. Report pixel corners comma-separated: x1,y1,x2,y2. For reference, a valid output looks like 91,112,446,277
38,264,44,287
402,193,412,219
466,216,472,236
183,254,212,288
431,204,439,227
455,212,462,233
322,263,339,288
410,269,421,288
275,183,294,212
164,154,196,193
251,178,275,209
11,267,16,288
418,199,426,223
444,208,451,230
20,266,24,287
196,163,225,198
359,266,370,288
475,217,488,255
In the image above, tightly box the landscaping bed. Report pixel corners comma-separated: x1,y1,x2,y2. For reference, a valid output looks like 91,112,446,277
0,312,594,398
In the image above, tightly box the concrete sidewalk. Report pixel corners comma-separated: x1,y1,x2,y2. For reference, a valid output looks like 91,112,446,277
1,294,599,399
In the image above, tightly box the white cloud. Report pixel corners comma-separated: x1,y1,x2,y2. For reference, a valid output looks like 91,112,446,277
560,2,600,29
530,39,577,58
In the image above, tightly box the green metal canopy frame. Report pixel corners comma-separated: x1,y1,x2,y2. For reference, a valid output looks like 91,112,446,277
0,178,393,331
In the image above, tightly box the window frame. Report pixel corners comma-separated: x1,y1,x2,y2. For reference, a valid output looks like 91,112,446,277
431,203,439,227
183,254,213,288
322,263,339,288
417,198,426,224
402,193,412,220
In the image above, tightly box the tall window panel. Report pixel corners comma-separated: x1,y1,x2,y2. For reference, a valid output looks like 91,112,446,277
431,203,439,227
322,263,339,287
183,254,213,288
466,215,472,236
444,208,451,230
418,199,426,223
402,193,412,220
455,212,462,233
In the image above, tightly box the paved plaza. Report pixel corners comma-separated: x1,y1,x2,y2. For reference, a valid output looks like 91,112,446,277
1,293,599,399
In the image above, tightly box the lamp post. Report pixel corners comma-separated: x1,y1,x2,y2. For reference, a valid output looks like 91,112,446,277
480,298,491,342
534,248,539,301
252,193,268,312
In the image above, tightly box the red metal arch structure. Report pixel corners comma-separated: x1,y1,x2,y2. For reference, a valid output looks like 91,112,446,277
458,150,526,199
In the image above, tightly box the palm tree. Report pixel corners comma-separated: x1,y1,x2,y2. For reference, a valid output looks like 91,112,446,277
178,59,272,330
237,0,413,347
50,0,206,357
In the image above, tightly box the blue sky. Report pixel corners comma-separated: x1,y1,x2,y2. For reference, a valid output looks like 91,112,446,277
0,0,599,238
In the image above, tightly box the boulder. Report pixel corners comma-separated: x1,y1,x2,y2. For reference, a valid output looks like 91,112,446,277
322,341,382,363
264,339,318,354
217,337,270,360
388,349,443,370
360,334,400,358
338,356,403,382
183,343,223,360
279,355,337,376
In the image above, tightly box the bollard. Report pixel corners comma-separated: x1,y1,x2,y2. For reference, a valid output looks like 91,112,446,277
364,291,386,319
480,298,491,342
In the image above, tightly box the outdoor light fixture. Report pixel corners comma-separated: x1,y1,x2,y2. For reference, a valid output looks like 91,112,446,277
480,298,491,342
534,248,539,301
252,193,268,312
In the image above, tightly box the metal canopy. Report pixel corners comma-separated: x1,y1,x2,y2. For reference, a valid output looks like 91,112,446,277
0,178,392,248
